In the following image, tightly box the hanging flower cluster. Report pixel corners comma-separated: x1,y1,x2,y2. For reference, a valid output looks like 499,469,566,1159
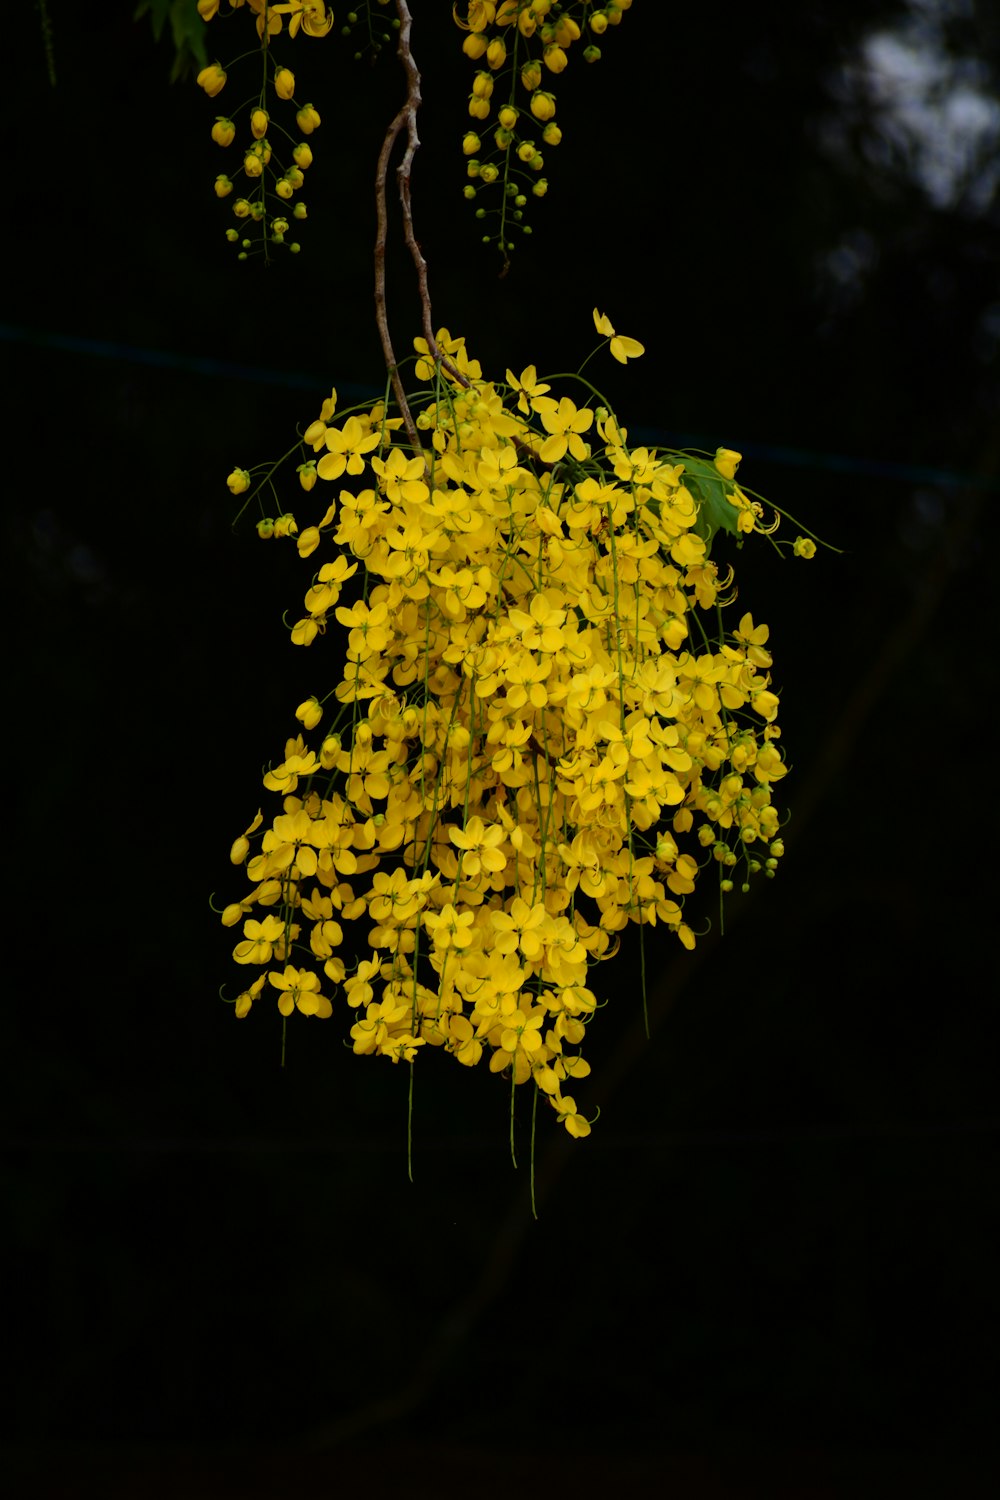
221,313,808,1143
196,0,336,258
456,0,632,265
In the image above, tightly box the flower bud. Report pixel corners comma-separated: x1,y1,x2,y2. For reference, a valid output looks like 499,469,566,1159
463,132,482,155
296,697,323,731
251,108,269,140
227,468,251,495
530,90,556,121
532,178,549,197
293,202,308,219
274,67,296,101
214,175,233,198
542,121,562,144
296,103,321,134
793,536,817,558
583,44,602,62
472,70,494,98
486,38,507,68
468,95,491,120
257,518,274,539
212,117,236,147
590,11,609,33
233,198,251,218
543,44,568,72
463,33,488,60
292,142,313,169
714,448,742,480
197,64,227,98
498,105,518,129
297,461,318,492
520,60,542,90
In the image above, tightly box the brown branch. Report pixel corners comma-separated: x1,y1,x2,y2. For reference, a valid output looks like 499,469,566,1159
374,0,469,453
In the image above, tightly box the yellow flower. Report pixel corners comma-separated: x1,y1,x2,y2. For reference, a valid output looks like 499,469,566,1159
227,467,250,494
592,308,645,363
793,536,817,558
233,915,284,965
268,965,331,1019
532,395,594,463
234,975,266,1018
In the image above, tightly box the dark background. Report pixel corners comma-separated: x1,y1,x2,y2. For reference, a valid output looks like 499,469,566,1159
4,1,999,1494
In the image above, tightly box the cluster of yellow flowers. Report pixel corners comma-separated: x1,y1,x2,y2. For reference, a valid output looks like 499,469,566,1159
221,314,796,1142
196,0,333,257
456,0,632,262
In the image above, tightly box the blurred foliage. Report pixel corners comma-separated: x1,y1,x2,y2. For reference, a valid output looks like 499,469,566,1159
135,0,207,80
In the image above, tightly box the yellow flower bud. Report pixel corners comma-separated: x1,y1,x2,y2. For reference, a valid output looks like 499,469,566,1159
212,117,236,147
244,153,263,178
542,121,562,145
251,108,269,140
463,33,488,60
296,697,323,731
214,174,233,198
463,132,482,155
296,103,321,135
487,38,507,69
297,461,318,493
472,70,494,99
544,44,568,73
293,202,308,219
521,59,542,90
232,198,251,218
221,902,246,926
256,518,274,539
530,91,556,121
292,142,313,169
532,178,548,197
468,96,491,120
275,179,294,200
274,67,295,101
590,11,608,33
285,166,304,189
714,448,742,481
197,64,227,98
498,105,518,129
227,468,250,494
793,536,817,558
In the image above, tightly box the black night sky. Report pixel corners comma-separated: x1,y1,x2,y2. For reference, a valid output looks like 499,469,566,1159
4,2,999,1495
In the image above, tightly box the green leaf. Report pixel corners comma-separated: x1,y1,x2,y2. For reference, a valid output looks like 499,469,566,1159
135,0,208,81
681,454,742,551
